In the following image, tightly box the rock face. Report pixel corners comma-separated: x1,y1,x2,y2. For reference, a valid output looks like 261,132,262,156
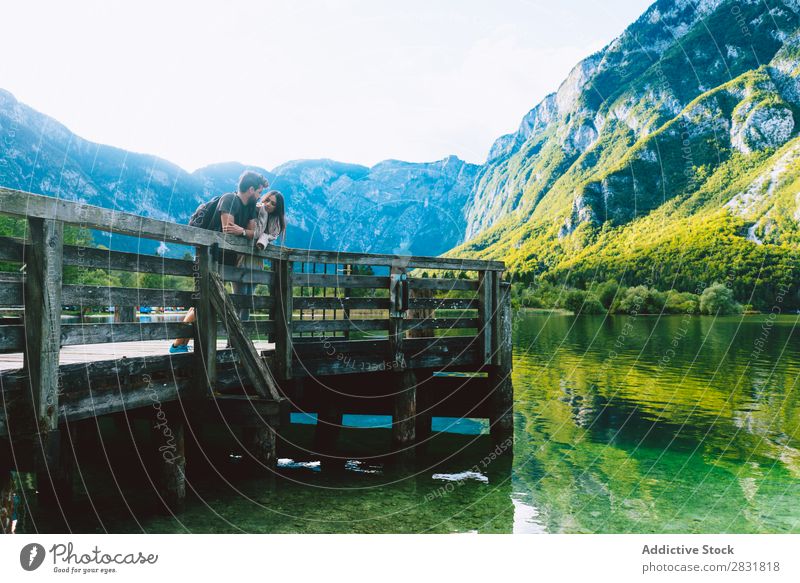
0,89,478,257
731,102,795,153
455,0,800,276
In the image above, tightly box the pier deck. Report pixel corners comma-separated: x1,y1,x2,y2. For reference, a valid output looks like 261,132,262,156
0,187,513,513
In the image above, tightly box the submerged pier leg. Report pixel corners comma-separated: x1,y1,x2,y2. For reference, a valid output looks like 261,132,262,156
153,412,186,513
392,368,417,450
34,427,76,508
314,403,343,471
243,422,277,471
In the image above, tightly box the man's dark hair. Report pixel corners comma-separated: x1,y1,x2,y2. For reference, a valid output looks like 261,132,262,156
238,170,269,193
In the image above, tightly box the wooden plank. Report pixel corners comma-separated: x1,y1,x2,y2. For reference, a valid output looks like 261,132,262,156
61,322,194,345
477,270,496,365
294,273,389,289
193,245,218,401
409,297,478,310
281,248,505,271
291,317,478,334
404,317,478,331
7,237,194,277
293,319,388,334
0,187,275,260
388,266,415,449
409,277,478,291
0,350,243,395
156,411,185,512
2,321,274,351
0,236,24,262
288,336,476,358
219,263,273,286
0,325,23,352
22,218,64,434
0,282,22,306
208,271,281,401
63,245,194,276
392,369,417,449
62,285,194,307
490,282,514,444
273,259,294,381
294,297,478,310
60,285,273,310
293,296,389,310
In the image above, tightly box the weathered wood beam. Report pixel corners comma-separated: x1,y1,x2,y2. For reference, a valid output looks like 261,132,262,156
477,270,498,365
281,248,504,271
409,277,478,291
489,282,514,445
0,188,505,271
388,266,416,450
193,245,218,401
22,218,64,433
273,259,294,381
0,187,271,259
295,273,389,289
208,271,282,401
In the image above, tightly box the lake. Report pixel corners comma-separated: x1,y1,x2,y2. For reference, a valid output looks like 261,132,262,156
20,312,800,533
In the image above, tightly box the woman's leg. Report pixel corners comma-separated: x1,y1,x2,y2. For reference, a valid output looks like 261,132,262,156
172,307,196,347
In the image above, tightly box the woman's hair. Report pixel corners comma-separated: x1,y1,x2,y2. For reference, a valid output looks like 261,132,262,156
262,190,287,243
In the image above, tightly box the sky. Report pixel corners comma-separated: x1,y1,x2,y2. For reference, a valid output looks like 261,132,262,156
1,0,653,172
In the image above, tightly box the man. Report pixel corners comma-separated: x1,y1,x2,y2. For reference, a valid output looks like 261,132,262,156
170,170,268,353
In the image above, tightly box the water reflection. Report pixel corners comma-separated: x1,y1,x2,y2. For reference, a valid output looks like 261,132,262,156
512,312,800,533
19,312,800,533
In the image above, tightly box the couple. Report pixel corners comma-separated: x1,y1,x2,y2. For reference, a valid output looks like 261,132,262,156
170,170,286,354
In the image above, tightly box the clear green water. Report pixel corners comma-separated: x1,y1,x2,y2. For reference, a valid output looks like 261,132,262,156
22,312,800,533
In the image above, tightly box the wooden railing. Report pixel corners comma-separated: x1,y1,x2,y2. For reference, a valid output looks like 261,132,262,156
0,185,507,400
0,186,512,506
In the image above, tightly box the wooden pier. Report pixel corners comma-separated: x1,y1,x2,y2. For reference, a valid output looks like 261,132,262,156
0,187,512,514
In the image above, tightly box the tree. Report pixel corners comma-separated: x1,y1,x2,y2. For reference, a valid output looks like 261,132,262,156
596,279,620,309
700,283,743,315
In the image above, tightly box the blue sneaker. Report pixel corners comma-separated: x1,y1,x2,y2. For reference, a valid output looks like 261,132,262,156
169,343,189,354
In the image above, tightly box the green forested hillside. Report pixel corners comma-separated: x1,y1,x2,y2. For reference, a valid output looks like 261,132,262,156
453,0,800,310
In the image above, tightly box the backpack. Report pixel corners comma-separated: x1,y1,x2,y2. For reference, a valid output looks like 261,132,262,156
188,195,224,229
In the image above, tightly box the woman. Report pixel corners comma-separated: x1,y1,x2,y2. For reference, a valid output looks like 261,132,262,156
254,190,286,249
231,190,287,323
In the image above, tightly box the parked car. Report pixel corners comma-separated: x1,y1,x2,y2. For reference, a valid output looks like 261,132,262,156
139,306,153,314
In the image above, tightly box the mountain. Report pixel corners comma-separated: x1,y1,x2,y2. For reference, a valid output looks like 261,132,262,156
0,88,478,258
451,0,800,309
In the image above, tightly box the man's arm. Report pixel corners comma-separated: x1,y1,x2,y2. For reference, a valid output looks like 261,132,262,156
220,212,243,235
220,214,255,239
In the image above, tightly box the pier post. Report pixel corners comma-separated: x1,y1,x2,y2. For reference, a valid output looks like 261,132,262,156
389,266,416,453
243,422,277,471
273,259,294,381
478,269,499,366
22,217,67,506
193,244,218,399
154,408,185,513
489,281,513,445
314,401,344,471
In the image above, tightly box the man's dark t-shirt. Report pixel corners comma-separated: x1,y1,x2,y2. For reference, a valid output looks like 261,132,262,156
208,192,257,233
208,192,257,266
